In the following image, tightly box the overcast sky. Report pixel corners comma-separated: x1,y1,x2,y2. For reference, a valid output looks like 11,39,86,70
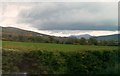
0,2,118,36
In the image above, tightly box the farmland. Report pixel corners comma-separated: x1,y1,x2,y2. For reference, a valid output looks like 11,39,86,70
2,41,120,74
2,41,118,52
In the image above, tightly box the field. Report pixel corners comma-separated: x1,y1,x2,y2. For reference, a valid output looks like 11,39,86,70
2,41,120,74
2,41,118,52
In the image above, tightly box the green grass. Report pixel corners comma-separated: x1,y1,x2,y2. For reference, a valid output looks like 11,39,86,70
2,41,118,52
2,41,119,74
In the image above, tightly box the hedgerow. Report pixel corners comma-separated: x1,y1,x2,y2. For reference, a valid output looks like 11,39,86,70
2,49,119,74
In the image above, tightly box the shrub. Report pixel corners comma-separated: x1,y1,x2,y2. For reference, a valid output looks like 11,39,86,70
2,49,119,74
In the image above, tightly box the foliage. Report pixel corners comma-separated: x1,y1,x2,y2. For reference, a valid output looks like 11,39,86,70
2,41,119,74
2,34,119,46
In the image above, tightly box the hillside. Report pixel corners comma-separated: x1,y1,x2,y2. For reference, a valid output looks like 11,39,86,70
69,33,119,41
1,26,119,45
1,27,70,43
95,34,120,41
1,27,49,37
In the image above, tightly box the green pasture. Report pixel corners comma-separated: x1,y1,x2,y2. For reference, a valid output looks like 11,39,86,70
2,41,120,74
2,41,118,52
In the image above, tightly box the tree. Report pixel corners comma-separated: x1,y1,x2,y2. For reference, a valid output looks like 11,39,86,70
18,35,25,42
49,36,54,43
79,37,87,45
88,37,98,45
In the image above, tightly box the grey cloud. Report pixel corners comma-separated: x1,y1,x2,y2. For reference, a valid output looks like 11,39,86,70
17,2,118,30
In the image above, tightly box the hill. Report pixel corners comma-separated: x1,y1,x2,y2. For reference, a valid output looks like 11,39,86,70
1,27,49,37
69,33,119,41
69,34,91,39
1,27,70,43
95,34,119,41
1,26,119,45
1,27,53,41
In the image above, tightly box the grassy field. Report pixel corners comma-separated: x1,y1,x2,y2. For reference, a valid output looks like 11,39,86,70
2,41,118,52
2,41,120,74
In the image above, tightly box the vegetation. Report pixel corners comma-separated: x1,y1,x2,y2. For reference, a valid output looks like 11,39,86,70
3,35,119,46
2,27,119,46
2,27,119,75
2,41,118,52
2,41,119,74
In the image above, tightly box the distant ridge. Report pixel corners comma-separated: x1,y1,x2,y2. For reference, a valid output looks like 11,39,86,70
95,34,120,41
1,26,119,41
69,34,91,39
69,33,119,41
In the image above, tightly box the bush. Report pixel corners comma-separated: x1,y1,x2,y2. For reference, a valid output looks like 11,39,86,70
2,49,119,74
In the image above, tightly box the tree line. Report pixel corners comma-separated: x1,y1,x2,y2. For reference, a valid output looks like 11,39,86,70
2,35,119,46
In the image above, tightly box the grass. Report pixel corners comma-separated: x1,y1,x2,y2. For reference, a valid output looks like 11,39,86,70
2,41,118,52
2,41,119,74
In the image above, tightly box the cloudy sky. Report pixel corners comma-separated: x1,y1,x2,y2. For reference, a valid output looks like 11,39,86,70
0,2,118,37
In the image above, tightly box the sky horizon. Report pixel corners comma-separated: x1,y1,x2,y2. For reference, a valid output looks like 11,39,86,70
0,2,118,37
1,26,118,37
